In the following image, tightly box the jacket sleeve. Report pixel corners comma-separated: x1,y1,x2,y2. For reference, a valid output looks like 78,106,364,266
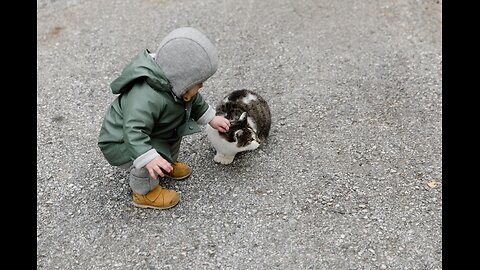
122,84,165,164
191,93,216,125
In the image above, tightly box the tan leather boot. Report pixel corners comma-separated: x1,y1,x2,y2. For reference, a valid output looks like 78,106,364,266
164,161,192,180
132,185,180,210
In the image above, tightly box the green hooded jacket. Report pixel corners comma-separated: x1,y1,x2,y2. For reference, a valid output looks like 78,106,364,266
98,49,214,166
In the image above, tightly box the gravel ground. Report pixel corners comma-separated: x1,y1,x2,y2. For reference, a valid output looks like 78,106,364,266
37,0,442,269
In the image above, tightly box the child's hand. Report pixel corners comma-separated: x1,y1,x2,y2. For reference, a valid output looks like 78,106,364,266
145,156,173,180
209,116,230,133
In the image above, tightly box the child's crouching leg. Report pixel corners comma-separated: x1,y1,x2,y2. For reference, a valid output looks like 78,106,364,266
118,162,159,195
117,161,180,209
129,167,159,195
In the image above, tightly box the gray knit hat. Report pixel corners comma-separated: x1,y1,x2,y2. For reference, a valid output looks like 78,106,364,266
155,27,218,98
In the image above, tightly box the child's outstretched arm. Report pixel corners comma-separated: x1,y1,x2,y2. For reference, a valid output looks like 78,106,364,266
209,116,230,133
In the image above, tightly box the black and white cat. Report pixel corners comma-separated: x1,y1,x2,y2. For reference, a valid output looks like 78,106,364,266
206,89,271,164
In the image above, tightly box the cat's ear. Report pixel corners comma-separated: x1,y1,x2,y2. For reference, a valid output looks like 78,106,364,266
239,112,247,121
234,129,243,138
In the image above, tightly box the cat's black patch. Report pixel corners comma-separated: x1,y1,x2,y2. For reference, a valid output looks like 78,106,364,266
225,89,249,102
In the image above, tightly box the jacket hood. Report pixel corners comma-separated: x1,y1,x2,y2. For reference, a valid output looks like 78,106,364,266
155,27,218,98
110,49,171,95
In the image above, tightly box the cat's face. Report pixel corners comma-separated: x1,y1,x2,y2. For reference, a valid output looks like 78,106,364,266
221,112,260,148
232,127,259,148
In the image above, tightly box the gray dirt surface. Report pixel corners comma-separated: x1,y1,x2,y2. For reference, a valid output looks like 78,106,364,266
37,0,442,269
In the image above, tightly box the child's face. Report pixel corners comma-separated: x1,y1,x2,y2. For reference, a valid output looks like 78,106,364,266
182,82,204,102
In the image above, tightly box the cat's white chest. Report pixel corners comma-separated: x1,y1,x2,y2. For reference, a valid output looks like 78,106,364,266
206,125,259,164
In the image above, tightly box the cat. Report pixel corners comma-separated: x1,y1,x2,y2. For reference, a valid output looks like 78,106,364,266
206,89,271,164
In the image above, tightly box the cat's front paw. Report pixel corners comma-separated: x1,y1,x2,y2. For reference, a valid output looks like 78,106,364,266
214,153,235,164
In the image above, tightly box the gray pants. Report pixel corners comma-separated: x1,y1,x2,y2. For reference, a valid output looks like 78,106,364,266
118,139,182,195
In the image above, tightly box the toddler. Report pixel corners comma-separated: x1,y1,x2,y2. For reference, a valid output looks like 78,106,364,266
98,27,230,209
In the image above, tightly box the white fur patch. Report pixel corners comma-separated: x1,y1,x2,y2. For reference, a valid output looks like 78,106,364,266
206,125,260,164
242,93,258,104
214,153,235,164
